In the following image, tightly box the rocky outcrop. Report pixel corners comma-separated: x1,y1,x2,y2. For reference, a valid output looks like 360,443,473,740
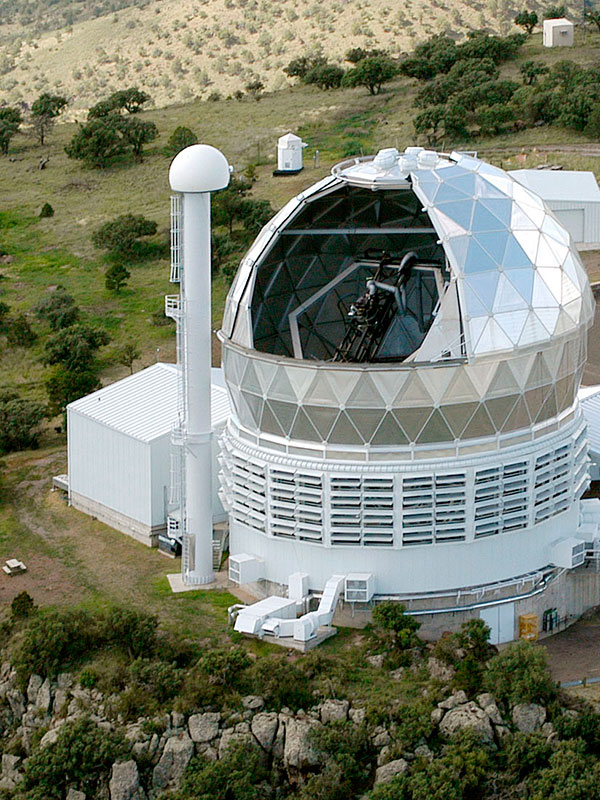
512,704,547,734
188,712,220,743
283,717,321,776
151,733,194,794
0,754,22,791
374,758,409,785
109,760,146,800
439,701,495,744
427,657,455,683
319,699,349,724
251,712,279,751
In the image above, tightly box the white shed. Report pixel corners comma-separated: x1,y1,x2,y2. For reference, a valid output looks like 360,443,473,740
276,132,306,173
67,363,230,547
543,18,574,47
508,169,600,247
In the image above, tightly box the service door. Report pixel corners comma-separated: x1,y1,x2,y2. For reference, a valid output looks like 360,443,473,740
480,603,515,645
555,209,584,243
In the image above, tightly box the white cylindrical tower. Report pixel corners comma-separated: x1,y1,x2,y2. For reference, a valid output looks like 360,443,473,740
169,144,230,584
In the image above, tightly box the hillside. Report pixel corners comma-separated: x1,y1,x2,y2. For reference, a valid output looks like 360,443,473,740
0,0,583,112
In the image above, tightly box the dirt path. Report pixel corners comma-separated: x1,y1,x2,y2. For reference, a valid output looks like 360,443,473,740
541,620,600,684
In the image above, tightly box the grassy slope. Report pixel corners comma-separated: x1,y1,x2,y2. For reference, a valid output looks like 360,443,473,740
1,30,600,632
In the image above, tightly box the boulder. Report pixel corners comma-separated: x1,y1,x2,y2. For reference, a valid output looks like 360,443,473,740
40,727,60,749
283,717,322,774
430,707,444,725
367,654,385,669
6,689,25,721
251,712,279,751
0,754,21,790
109,760,146,800
439,702,495,744
152,733,194,793
242,695,265,712
170,712,186,730
374,759,409,785
373,729,391,748
36,678,53,714
188,712,220,743
66,790,86,800
349,707,366,725
27,675,43,705
438,691,468,711
427,658,455,682
512,704,546,734
319,699,349,724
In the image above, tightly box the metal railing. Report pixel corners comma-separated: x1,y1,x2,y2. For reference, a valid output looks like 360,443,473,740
170,195,182,283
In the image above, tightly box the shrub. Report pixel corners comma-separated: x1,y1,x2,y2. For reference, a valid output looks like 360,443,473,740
170,741,269,800
44,324,110,372
165,125,197,157
484,641,556,709
21,716,127,800
104,606,158,658
198,646,251,688
39,202,54,218
299,721,373,800
11,591,36,619
371,602,421,655
527,739,600,800
105,263,130,292
0,390,45,454
342,55,399,94
555,706,600,754
247,658,314,711
34,286,79,330
45,367,102,417
503,731,551,780
92,213,158,259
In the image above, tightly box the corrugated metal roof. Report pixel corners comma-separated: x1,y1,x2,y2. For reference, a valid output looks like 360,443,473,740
580,385,600,455
68,363,231,442
509,170,600,203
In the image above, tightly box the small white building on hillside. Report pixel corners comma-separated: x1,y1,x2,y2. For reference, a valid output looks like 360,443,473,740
509,169,600,247
67,363,230,546
543,18,574,47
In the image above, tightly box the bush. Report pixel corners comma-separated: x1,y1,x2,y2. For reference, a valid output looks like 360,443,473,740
39,202,54,218
45,367,101,417
371,602,421,656
11,591,36,620
165,125,197,157
105,263,130,292
198,646,251,689
247,658,314,712
503,731,551,781
342,56,399,94
299,722,373,800
0,390,45,454
169,741,269,800
527,739,600,800
92,213,158,259
34,286,79,330
44,324,110,372
555,706,600,754
21,716,127,800
104,606,158,658
484,641,556,709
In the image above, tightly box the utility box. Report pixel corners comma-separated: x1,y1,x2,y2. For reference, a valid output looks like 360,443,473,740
289,572,309,600
275,132,306,174
229,553,264,585
519,613,539,641
550,537,586,569
543,18,574,47
345,573,375,603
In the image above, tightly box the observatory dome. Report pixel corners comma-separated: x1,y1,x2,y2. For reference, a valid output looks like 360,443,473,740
218,148,594,604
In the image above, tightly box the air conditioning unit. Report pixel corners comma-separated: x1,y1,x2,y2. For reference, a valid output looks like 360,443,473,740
550,537,586,569
229,553,264,585
345,573,375,603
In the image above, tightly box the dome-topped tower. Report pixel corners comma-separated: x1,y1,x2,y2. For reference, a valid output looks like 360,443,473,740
218,148,595,638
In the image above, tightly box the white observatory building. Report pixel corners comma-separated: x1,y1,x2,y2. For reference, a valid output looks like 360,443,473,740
217,147,598,641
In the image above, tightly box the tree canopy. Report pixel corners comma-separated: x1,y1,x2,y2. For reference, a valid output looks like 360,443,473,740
30,93,68,145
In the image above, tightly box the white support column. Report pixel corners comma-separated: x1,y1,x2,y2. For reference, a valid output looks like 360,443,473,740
169,145,231,586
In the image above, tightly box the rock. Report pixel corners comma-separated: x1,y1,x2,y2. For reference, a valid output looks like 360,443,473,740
40,727,60,749
367,654,385,669
251,712,279,751
109,760,145,800
427,658,455,682
430,707,444,725
66,790,86,800
283,717,321,774
218,729,253,759
390,668,405,681
242,695,265,712
414,744,433,760
438,691,468,711
151,733,194,793
196,742,218,761
27,674,43,705
495,724,510,740
349,707,366,725
37,678,52,714
170,712,186,730
6,689,26,721
512,704,546,734
377,746,391,766
439,702,495,744
54,688,69,715
476,693,495,709
57,673,74,690
320,699,349,724
188,712,220,743
374,759,409,785
0,754,22,790
372,729,391,748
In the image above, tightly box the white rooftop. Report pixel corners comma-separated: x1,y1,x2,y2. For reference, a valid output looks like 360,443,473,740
580,385,600,455
68,363,231,442
544,17,572,25
509,170,600,203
